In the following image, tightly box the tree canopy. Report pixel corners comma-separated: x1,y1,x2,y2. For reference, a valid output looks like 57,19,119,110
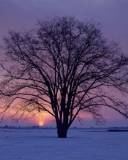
0,17,128,137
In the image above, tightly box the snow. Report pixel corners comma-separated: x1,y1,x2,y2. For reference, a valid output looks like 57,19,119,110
0,128,128,160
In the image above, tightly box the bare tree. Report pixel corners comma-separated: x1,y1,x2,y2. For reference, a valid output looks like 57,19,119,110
0,17,128,138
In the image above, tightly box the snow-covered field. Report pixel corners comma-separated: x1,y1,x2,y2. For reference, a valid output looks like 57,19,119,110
0,128,128,160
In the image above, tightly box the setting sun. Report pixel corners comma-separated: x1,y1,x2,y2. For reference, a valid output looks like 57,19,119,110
38,119,44,127
37,113,45,127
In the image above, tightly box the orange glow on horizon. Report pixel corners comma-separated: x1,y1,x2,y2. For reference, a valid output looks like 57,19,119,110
1,104,124,126
36,112,52,127
38,113,44,127
0,105,53,126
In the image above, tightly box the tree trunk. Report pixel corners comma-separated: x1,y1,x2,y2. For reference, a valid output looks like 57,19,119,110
57,124,68,138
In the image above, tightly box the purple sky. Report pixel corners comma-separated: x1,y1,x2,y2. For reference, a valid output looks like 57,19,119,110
0,0,128,52
0,0,128,126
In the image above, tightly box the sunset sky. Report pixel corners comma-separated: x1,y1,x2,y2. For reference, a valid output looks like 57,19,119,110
0,0,128,127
